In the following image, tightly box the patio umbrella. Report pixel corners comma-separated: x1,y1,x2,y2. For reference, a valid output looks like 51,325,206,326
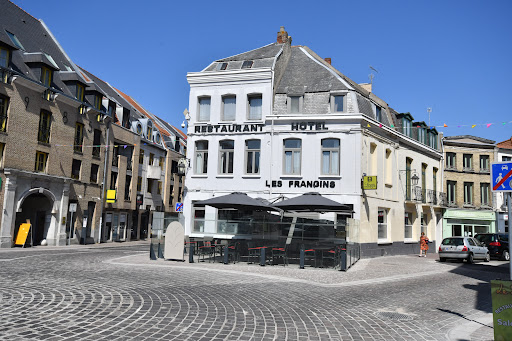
271,192,352,213
195,192,277,211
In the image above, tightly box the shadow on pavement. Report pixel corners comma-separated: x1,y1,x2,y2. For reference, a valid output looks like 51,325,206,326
437,308,493,329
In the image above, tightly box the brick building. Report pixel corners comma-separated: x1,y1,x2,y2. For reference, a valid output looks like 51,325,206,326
0,0,184,247
442,135,497,238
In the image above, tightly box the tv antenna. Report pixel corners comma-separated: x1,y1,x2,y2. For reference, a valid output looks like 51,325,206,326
369,66,378,88
427,107,432,126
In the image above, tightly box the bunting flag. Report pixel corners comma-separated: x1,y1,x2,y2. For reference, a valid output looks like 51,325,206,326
472,125,476,128
367,124,371,127
379,124,382,128
487,124,492,128
443,124,448,127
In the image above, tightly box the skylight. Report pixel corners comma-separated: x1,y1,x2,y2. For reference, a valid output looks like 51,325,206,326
241,60,253,69
6,31,24,50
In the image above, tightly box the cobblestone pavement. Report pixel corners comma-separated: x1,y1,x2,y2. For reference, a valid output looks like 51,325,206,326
0,243,500,340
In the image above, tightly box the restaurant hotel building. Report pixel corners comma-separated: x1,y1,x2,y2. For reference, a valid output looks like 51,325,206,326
183,28,444,257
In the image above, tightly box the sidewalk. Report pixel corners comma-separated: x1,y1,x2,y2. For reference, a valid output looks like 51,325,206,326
0,239,150,253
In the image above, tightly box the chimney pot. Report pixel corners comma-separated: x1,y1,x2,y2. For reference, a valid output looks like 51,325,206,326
277,26,289,44
324,58,331,65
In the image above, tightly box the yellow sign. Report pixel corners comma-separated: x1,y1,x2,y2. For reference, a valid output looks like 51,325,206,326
363,176,377,190
15,223,31,246
106,190,116,203
492,280,512,340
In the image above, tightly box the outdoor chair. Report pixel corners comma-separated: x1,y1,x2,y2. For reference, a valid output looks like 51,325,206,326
271,245,288,266
303,247,317,268
247,243,265,264
321,246,340,269
227,242,241,264
198,241,215,262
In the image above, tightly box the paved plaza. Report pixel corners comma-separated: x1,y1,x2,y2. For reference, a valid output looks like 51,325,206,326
0,242,501,340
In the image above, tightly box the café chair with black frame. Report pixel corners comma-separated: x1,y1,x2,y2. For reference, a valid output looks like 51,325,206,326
304,246,317,268
271,245,288,266
227,241,241,264
321,246,340,269
198,241,215,262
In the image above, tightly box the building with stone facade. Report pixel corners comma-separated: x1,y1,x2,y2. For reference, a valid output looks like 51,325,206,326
183,27,443,258
0,0,184,247
441,135,497,239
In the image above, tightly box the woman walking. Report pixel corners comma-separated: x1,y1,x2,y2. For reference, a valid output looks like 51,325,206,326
419,232,429,257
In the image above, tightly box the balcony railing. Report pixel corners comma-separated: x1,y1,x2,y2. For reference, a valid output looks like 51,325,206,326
406,186,448,206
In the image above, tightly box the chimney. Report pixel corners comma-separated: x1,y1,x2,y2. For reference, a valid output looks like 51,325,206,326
277,26,289,44
324,58,331,65
359,83,372,93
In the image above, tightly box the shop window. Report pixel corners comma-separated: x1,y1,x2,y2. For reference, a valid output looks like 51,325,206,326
421,214,428,236
193,205,205,232
378,208,388,241
404,212,413,239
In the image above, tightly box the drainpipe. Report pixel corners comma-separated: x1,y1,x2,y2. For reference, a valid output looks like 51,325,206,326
97,116,112,243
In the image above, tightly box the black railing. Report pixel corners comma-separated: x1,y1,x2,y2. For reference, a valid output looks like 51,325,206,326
112,156,119,167
406,186,447,206
127,159,132,171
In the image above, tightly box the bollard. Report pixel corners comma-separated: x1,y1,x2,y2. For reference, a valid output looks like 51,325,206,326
339,248,347,271
224,245,229,264
149,242,157,260
300,248,305,269
259,247,266,266
81,227,86,245
189,244,195,263
157,242,164,259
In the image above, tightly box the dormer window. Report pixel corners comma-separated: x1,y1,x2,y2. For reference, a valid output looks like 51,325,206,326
403,118,412,137
136,124,142,135
288,96,302,114
41,66,52,87
217,63,228,70
375,106,382,122
94,94,101,110
5,31,24,50
76,84,84,102
0,47,10,83
331,94,345,113
147,122,152,138
241,61,253,69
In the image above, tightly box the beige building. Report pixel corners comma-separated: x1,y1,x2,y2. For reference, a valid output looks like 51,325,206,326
442,135,497,238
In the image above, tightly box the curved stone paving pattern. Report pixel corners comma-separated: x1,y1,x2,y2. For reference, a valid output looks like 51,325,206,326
0,245,494,340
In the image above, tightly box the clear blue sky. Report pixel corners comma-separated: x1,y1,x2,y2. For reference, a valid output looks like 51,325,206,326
11,0,512,143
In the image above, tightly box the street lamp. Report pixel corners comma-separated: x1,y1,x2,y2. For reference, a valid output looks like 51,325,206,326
177,158,189,175
411,173,419,186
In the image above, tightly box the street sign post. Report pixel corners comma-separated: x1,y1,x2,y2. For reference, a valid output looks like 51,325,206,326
362,176,377,190
175,202,183,212
491,162,512,280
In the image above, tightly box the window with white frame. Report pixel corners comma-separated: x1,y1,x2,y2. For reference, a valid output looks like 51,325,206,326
331,94,345,113
288,96,302,114
222,95,236,121
503,156,512,162
195,140,208,174
463,154,473,170
481,183,490,206
193,205,205,232
446,152,456,169
198,96,211,121
447,180,456,204
479,155,489,172
404,212,413,239
321,138,339,175
464,182,473,205
283,139,301,175
248,94,262,120
418,128,426,144
378,208,388,240
245,140,260,174
219,140,234,174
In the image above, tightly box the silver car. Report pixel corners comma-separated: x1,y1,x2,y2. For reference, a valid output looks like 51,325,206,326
439,236,490,263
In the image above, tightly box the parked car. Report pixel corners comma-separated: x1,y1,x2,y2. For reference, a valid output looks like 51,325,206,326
438,236,490,263
474,233,509,261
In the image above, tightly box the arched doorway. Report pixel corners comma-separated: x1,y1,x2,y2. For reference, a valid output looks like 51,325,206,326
14,193,53,246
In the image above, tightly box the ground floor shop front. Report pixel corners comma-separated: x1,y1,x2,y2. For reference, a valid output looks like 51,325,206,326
442,209,496,238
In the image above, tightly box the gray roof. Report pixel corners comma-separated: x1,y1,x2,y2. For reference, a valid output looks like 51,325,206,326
0,0,80,99
444,135,496,144
203,43,283,72
276,47,349,93
218,43,283,61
